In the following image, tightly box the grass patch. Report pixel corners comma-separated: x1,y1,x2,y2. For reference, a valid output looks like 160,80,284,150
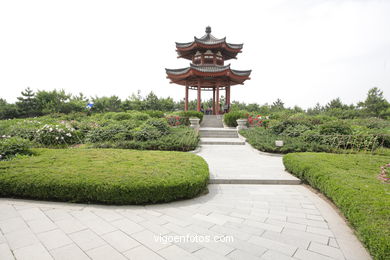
283,153,390,260
0,148,209,205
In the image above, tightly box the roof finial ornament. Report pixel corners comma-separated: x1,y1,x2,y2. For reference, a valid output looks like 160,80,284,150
206,26,211,34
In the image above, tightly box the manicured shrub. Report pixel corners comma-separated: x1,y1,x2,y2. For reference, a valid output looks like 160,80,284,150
133,125,162,141
0,148,209,204
144,110,165,118
85,123,131,143
224,111,247,127
144,118,170,135
127,111,150,121
93,127,199,152
0,137,32,160
319,121,353,135
283,153,390,260
35,124,81,146
282,124,311,137
177,111,203,122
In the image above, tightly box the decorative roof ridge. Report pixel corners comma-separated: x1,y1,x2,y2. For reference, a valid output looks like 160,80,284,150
190,63,230,69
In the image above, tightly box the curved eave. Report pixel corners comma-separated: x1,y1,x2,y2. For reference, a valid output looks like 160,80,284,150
175,41,243,53
166,67,251,86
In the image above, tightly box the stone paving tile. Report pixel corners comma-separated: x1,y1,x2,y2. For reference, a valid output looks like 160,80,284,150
91,210,123,222
44,209,73,222
248,236,298,256
50,243,90,260
227,249,262,260
328,238,339,248
86,244,127,260
224,222,266,237
101,230,140,252
0,184,371,260
139,220,171,235
308,242,346,260
81,217,117,235
13,243,52,260
111,218,144,235
5,228,39,250
37,229,73,250
282,227,330,245
307,226,335,237
118,211,146,223
131,229,170,251
209,224,251,241
0,217,28,234
55,217,87,234
123,245,164,260
293,248,333,260
27,217,57,234
260,250,297,260
0,204,20,221
192,247,228,260
243,219,284,233
18,208,46,221
261,230,311,249
69,230,107,251
158,244,198,259
0,243,14,260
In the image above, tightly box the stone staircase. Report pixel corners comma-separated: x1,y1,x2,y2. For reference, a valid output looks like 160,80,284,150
200,115,224,128
199,115,245,145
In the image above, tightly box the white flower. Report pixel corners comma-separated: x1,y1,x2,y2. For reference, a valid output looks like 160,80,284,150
55,137,59,140
49,128,53,132
61,136,64,140
2,135,5,138
66,133,72,137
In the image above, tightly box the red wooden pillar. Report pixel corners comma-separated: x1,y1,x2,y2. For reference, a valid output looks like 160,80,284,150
212,87,216,115
184,84,189,111
197,81,201,112
216,84,220,114
226,86,231,112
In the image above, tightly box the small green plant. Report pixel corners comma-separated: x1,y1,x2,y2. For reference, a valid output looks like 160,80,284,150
0,136,32,160
224,111,247,127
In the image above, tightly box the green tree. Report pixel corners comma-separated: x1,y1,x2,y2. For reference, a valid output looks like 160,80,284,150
271,98,285,111
91,96,122,113
16,87,39,117
0,99,19,119
358,87,390,118
35,89,71,114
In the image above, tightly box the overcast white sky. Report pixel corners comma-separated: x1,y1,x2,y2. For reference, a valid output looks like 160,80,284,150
0,0,389,108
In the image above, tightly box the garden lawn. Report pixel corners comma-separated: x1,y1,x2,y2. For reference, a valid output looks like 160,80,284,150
283,153,390,260
0,148,209,204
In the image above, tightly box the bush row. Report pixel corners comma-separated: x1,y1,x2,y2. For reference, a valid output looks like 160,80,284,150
283,153,390,260
0,148,209,204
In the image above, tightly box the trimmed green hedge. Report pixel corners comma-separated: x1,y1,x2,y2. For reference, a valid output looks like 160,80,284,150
0,149,209,204
283,153,390,260
224,111,247,127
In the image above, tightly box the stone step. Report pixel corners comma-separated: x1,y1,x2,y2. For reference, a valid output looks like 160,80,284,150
200,138,245,145
199,128,238,138
209,179,301,185
200,115,224,128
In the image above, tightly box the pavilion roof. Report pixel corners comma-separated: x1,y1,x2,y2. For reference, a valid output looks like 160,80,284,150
165,63,251,87
175,27,243,60
166,64,251,76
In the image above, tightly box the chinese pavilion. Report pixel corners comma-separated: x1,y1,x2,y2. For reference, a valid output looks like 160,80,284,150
165,26,251,114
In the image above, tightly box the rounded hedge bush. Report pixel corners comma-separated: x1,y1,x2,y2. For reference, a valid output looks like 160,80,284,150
224,111,247,127
0,148,209,204
0,137,32,160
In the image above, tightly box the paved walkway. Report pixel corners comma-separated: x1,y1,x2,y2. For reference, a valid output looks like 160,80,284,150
196,143,300,184
0,185,370,260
